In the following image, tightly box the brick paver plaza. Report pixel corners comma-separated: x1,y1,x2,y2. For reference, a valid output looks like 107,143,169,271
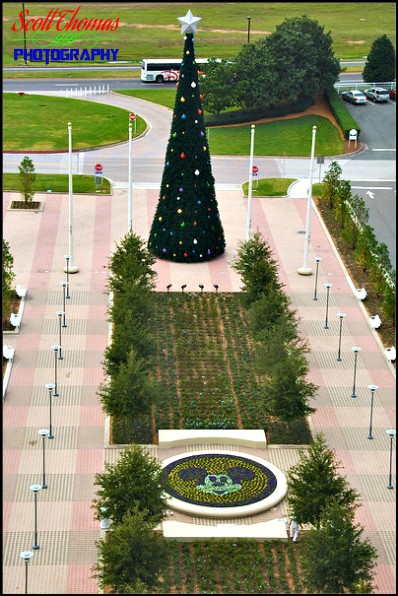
3,179,396,592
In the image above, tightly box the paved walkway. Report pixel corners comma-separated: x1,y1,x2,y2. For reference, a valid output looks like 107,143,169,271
3,184,395,593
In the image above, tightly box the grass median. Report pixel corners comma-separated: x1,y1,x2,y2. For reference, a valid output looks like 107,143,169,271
4,173,111,194
4,93,146,152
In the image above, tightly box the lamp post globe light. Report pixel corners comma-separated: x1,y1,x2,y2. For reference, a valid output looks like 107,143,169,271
20,551,34,594
51,345,61,396
38,429,49,488
55,311,64,360
63,254,72,298
45,383,55,438
29,484,42,550
367,385,378,439
351,346,361,398
336,312,346,361
313,256,322,300
60,281,67,328
386,429,396,489
324,283,332,329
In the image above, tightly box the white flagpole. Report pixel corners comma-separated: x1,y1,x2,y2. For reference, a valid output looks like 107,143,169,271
246,124,256,242
64,122,79,273
298,125,317,275
128,121,132,232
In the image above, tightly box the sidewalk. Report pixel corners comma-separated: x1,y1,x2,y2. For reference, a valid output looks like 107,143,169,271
3,184,395,593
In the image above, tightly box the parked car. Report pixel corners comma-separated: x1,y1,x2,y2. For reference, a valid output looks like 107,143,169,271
388,88,396,100
341,90,367,105
364,87,390,102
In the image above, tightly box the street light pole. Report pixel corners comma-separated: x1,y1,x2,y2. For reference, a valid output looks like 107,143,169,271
367,385,378,439
336,312,346,361
60,282,67,328
386,429,396,489
38,429,49,488
51,345,61,396
29,484,42,550
20,551,34,594
324,283,332,329
247,16,251,43
45,383,55,438
55,311,64,359
313,257,322,300
351,346,361,397
298,125,317,275
64,255,71,298
246,124,256,242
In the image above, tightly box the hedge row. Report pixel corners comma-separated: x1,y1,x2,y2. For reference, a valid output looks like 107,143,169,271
205,96,314,126
325,88,361,139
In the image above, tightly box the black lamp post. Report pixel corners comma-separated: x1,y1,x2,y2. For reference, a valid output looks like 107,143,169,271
199,284,204,293
313,257,322,300
38,429,49,488
181,284,187,293
45,383,55,438
247,16,251,43
51,345,60,396
166,284,172,292
324,283,332,329
336,312,346,361
367,385,378,439
64,255,71,299
29,484,42,550
214,284,219,293
60,282,67,327
386,429,396,489
20,551,34,594
55,311,64,359
351,346,361,397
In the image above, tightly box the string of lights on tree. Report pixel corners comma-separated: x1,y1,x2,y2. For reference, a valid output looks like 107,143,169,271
148,10,226,263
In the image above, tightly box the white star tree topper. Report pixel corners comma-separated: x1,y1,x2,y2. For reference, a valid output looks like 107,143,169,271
178,9,202,34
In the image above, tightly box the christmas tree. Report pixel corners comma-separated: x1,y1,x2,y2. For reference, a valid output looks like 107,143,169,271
148,10,225,263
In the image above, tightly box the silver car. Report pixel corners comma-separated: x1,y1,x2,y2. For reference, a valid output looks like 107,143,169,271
341,90,367,105
365,87,390,102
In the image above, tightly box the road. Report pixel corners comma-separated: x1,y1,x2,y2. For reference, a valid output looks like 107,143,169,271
3,78,396,266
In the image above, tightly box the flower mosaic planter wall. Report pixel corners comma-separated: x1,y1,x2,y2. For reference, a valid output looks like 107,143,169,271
162,450,287,518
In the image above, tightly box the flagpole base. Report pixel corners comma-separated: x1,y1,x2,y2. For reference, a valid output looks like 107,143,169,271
297,267,313,276
63,266,79,274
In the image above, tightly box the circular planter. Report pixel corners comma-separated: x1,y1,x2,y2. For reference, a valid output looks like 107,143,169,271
162,450,287,518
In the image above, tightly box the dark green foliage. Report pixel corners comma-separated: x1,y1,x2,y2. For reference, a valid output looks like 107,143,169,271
93,444,167,526
148,33,225,263
301,501,377,594
2,240,15,315
108,231,156,293
363,35,396,82
262,353,316,424
98,347,156,418
248,289,296,340
18,155,36,203
325,88,361,139
233,232,281,304
287,434,359,528
200,58,236,114
95,508,166,593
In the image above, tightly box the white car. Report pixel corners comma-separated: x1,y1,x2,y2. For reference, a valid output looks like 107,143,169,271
341,90,367,105
364,87,390,102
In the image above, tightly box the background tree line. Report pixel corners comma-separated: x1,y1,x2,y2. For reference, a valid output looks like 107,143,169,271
201,15,341,115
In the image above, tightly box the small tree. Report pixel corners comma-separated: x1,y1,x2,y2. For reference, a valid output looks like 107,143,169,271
287,433,359,528
233,232,281,304
3,240,15,316
322,160,342,210
18,156,36,204
98,348,156,419
301,500,377,594
108,232,157,293
95,507,166,593
92,444,167,526
363,35,396,83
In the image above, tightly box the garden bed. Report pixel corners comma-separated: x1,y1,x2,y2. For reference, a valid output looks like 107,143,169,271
2,292,21,331
111,293,312,445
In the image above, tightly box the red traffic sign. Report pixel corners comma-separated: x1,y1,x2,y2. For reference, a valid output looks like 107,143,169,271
252,165,259,174
129,113,136,120
95,164,103,172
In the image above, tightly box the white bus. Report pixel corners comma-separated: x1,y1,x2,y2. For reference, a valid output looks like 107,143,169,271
140,58,212,83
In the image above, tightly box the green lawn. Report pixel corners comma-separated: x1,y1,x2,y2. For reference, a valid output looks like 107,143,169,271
3,93,146,151
242,178,297,197
3,3,395,66
116,89,177,110
208,115,344,157
4,173,111,194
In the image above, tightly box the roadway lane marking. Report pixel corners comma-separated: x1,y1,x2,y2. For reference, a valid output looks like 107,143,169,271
351,186,393,190
370,148,396,151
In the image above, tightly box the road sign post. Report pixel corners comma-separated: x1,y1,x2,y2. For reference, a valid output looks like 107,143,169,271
252,165,259,189
94,164,103,190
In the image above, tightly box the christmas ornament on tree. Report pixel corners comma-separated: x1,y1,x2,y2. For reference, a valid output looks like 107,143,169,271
148,10,225,263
